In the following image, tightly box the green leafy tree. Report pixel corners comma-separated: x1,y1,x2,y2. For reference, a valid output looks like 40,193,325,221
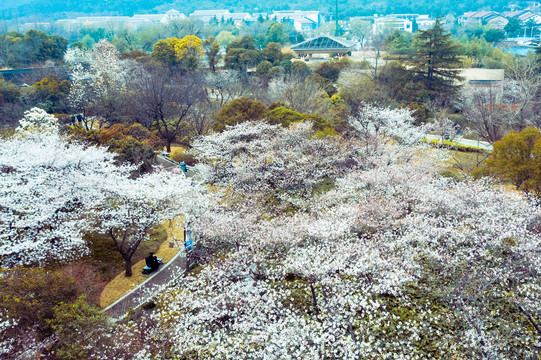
409,18,463,99
225,35,256,52
213,97,268,132
504,18,521,37
225,48,260,73
215,30,236,48
24,30,68,62
314,62,341,82
484,28,506,43
486,126,541,195
0,75,23,125
261,42,286,65
385,30,414,55
0,75,21,104
150,38,177,66
266,105,306,127
255,60,274,78
204,37,221,72
288,61,312,82
266,22,287,44
27,75,70,113
224,36,261,73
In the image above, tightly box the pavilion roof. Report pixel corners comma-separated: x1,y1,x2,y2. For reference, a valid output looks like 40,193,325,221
290,35,355,51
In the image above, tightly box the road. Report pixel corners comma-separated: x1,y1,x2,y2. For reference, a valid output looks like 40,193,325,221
424,134,493,151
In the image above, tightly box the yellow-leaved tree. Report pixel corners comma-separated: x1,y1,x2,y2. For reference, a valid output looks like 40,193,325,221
151,36,203,71
174,35,203,71
486,126,541,195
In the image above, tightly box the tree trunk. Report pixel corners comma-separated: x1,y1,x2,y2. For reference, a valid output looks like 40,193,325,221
125,257,133,277
166,140,172,153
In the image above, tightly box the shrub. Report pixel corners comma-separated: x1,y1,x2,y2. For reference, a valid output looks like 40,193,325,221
0,267,79,336
213,97,268,132
171,149,196,165
48,296,111,360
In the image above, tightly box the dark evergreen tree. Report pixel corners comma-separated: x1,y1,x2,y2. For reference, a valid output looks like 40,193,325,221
504,18,522,37
409,18,463,100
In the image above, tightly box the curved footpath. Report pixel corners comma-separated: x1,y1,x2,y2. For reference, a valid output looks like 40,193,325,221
104,251,186,319
424,134,493,151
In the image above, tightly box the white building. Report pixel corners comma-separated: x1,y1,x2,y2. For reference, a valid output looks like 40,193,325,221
372,14,434,33
189,10,231,23
271,10,323,31
55,10,186,30
373,16,414,33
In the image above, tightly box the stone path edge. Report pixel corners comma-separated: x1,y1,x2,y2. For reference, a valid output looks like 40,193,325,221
102,249,184,315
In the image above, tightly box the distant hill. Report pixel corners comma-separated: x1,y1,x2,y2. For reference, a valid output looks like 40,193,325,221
1,0,514,21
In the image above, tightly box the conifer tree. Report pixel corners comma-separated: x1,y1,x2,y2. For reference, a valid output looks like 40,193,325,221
409,18,463,99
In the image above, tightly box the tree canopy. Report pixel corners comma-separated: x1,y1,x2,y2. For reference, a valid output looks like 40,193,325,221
409,18,463,100
487,126,541,195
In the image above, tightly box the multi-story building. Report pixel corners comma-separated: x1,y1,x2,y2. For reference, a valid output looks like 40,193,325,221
371,14,435,33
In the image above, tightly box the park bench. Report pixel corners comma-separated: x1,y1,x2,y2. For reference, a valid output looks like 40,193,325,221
142,257,163,275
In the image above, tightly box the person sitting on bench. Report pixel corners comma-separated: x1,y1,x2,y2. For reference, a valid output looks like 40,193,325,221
145,252,161,272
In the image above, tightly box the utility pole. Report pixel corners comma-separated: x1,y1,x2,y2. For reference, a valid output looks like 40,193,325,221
335,0,340,36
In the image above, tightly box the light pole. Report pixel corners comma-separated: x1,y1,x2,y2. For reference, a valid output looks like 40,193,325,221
334,0,340,36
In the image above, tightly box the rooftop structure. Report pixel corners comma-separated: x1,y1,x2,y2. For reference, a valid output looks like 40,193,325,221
503,9,541,24
458,68,505,91
290,35,355,59
459,11,509,29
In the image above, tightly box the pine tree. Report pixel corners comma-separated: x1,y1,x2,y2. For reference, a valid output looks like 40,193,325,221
409,18,463,98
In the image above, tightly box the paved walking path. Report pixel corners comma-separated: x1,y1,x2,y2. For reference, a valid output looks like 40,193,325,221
425,134,493,151
104,250,186,319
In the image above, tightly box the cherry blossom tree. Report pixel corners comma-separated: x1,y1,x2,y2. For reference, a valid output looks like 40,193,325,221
65,40,133,127
17,107,58,132
96,169,207,276
0,123,134,267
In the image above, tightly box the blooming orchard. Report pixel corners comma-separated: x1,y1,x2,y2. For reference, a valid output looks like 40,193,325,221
128,119,541,359
1,105,540,359
0,111,205,271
